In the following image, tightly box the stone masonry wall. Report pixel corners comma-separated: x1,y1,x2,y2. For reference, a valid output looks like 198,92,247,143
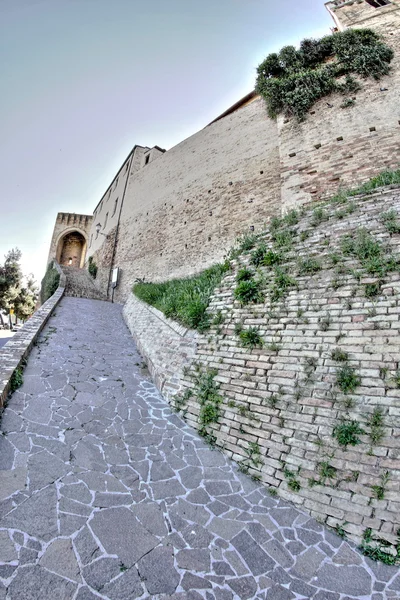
278,0,400,210
113,97,281,303
125,185,400,554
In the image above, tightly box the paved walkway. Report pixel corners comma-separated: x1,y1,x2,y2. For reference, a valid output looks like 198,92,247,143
0,298,398,600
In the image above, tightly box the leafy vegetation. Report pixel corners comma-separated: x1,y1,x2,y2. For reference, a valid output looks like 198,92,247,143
10,367,23,392
239,327,264,350
297,256,322,275
133,262,229,331
336,364,361,394
256,29,393,121
333,420,365,448
234,279,264,305
88,256,98,279
331,348,349,363
381,209,400,234
40,261,60,304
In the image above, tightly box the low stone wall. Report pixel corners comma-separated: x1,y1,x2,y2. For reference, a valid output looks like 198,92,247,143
122,294,197,398
0,262,66,409
125,186,400,555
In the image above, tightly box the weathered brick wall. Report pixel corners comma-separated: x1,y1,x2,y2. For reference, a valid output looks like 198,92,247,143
125,185,400,553
279,0,400,210
112,97,281,303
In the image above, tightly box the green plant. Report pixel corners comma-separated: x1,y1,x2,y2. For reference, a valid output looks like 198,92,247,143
283,209,299,226
331,348,349,362
372,471,389,501
283,465,301,492
272,229,295,249
318,461,337,483
234,321,244,336
319,314,332,332
335,364,361,394
173,388,193,413
235,233,259,253
255,29,393,121
213,311,225,326
271,267,297,302
300,231,310,242
239,327,263,350
236,268,254,283
368,407,385,446
10,367,23,392
349,169,400,197
297,256,322,275
40,262,60,303
311,207,328,227
333,420,365,448
267,339,282,353
234,278,263,305
335,523,348,538
88,256,98,279
365,282,381,298
133,262,229,331
340,97,355,109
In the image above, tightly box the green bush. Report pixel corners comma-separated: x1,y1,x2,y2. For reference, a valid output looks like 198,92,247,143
133,262,229,331
88,256,98,279
333,420,365,447
336,364,361,394
256,28,393,121
40,262,60,303
239,327,263,350
234,279,263,305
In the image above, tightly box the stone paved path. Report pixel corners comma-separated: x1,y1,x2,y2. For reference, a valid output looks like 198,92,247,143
0,297,399,600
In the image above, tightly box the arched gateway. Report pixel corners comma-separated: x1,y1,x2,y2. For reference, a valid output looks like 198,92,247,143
57,231,87,268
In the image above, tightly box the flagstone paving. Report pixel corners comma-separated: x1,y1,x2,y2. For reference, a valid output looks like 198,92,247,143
0,297,399,600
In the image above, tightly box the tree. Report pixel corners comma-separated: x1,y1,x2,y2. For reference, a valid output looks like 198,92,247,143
0,249,37,325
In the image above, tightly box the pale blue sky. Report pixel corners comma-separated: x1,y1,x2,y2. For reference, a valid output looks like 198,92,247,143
0,0,333,283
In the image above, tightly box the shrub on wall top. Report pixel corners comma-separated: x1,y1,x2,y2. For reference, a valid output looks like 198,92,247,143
255,28,394,121
40,262,60,303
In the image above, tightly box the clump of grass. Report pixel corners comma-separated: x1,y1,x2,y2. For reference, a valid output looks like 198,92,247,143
368,407,385,446
10,367,24,392
250,245,281,268
372,471,390,501
271,267,298,302
297,256,322,275
239,327,264,350
342,228,397,277
283,209,299,226
234,279,264,305
311,207,328,227
236,268,254,282
365,282,381,298
333,420,365,448
133,262,229,331
381,209,400,234
272,229,295,249
336,364,361,394
331,348,349,362
348,169,400,197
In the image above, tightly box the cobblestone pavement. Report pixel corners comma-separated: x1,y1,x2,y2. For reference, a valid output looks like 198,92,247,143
0,297,399,600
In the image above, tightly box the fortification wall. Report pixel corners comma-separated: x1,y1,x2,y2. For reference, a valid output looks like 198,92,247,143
124,185,400,553
112,97,281,303
279,0,400,210
47,213,92,267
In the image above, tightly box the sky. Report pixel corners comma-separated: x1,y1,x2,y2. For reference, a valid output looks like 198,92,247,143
0,0,333,284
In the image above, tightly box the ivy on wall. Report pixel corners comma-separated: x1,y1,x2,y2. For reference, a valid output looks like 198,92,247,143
255,29,394,121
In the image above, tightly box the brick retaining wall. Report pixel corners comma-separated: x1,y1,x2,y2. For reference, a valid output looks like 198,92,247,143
126,186,400,554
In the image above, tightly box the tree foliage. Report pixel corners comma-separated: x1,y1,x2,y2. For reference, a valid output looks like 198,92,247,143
40,262,60,304
0,249,38,324
256,29,394,121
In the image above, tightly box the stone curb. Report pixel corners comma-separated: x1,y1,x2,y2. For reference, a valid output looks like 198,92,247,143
0,262,66,410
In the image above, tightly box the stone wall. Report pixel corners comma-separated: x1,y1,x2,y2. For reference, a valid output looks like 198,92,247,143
279,0,400,210
113,97,281,303
47,213,92,267
0,262,65,410
124,185,400,554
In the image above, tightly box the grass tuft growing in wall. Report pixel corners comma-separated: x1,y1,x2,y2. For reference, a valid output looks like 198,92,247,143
132,262,230,331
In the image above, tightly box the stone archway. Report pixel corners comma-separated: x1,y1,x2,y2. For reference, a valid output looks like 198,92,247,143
57,231,87,268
